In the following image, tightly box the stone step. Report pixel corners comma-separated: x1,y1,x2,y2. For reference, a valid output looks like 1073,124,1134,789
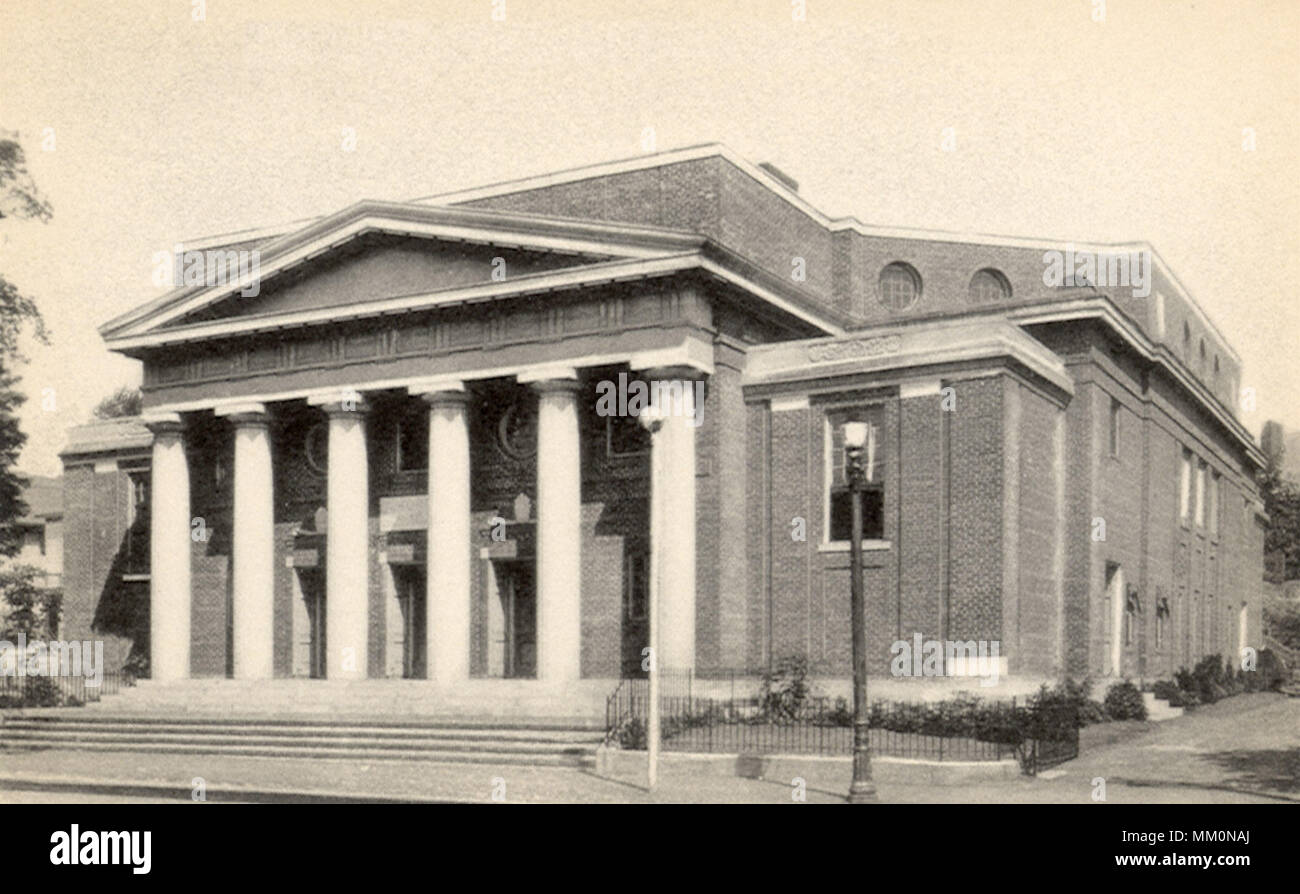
1141,692,1184,721
1,718,601,740
0,737,592,767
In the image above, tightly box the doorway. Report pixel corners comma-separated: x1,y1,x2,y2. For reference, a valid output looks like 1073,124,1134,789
496,561,536,678
394,566,427,679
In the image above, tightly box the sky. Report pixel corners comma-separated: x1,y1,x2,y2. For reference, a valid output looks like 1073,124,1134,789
1,0,1297,477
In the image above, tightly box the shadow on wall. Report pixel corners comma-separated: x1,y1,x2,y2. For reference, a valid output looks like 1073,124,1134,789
90,514,151,674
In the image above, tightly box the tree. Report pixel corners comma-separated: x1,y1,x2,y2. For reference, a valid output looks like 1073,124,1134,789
92,385,142,419
0,131,51,557
0,563,56,640
1259,423,1300,583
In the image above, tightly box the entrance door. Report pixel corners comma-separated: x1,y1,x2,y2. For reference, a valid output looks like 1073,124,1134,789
498,561,536,679
301,570,327,679
395,567,427,679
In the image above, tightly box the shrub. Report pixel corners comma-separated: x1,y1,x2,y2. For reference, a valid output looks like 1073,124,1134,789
1151,679,1180,702
759,655,814,720
1192,655,1226,704
1255,649,1287,691
0,675,65,708
1102,680,1148,721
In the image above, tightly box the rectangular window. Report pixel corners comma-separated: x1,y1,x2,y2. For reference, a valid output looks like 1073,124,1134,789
625,552,648,621
1105,562,1123,675
1108,398,1121,457
1195,460,1207,527
1155,592,1169,651
125,472,151,576
825,405,886,543
1208,471,1220,538
1178,449,1192,523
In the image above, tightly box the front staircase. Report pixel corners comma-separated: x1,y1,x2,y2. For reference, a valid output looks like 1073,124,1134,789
0,678,609,768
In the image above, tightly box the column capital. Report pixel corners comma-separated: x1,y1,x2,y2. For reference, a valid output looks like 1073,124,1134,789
422,390,471,410
308,391,370,417
636,363,708,383
520,367,583,396
214,402,271,428
142,412,185,438
411,379,469,409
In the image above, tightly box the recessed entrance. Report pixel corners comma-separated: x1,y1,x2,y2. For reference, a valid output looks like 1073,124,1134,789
394,566,427,679
495,560,536,679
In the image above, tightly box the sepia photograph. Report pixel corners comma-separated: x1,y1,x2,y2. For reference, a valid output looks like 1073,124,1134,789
0,0,1296,875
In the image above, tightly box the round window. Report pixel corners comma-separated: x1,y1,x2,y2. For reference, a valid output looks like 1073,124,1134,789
304,422,328,474
878,262,921,311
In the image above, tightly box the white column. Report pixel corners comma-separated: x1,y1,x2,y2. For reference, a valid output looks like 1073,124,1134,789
146,415,191,681
420,383,471,684
641,369,701,672
217,405,276,680
523,369,583,683
314,397,371,680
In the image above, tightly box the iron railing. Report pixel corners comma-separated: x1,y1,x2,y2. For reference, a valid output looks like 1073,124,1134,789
604,673,1080,775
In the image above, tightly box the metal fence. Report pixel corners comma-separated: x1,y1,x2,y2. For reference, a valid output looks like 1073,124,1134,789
0,671,135,707
605,672,1079,774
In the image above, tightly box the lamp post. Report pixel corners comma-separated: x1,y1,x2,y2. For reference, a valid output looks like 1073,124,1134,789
842,421,878,803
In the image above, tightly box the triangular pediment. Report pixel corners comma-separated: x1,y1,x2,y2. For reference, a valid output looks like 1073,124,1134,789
101,200,706,346
171,235,604,327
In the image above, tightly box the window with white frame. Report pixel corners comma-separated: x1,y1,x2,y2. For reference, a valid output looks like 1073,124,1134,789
824,405,886,543
1208,471,1220,538
1108,398,1121,457
1155,593,1170,650
1195,459,1207,527
1178,448,1192,523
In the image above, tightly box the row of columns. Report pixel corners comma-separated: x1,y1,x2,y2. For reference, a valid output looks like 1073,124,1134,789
145,366,700,684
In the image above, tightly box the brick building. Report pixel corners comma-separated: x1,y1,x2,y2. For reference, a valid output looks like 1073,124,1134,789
59,144,1266,694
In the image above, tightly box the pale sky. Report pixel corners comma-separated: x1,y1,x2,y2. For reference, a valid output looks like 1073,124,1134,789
1,0,1296,477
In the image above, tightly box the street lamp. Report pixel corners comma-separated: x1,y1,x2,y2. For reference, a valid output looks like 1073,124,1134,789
842,421,878,803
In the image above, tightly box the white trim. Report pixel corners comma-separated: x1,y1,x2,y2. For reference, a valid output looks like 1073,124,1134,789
516,365,580,384
899,378,943,399
770,395,809,412
817,540,892,553
212,402,268,417
406,378,466,396
108,252,840,352
1010,299,1259,463
143,338,714,414
112,216,685,339
105,254,700,350
699,257,844,336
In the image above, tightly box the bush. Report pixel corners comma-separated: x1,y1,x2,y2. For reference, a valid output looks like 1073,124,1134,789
1255,649,1287,691
1102,680,1148,721
1192,655,1226,704
759,655,814,720
0,675,65,708
1152,679,1180,702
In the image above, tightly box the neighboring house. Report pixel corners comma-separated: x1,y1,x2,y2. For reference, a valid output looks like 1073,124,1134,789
3,474,64,634
59,144,1266,692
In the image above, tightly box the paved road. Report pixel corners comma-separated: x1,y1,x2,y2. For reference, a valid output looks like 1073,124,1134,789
2,693,1295,803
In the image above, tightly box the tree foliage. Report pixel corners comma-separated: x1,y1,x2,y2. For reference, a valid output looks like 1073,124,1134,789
0,131,51,557
1259,432,1300,583
91,385,142,419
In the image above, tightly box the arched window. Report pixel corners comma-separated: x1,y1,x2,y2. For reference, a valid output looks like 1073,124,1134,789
968,268,1011,303
1183,322,1191,356
878,262,921,312
1199,339,1206,371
